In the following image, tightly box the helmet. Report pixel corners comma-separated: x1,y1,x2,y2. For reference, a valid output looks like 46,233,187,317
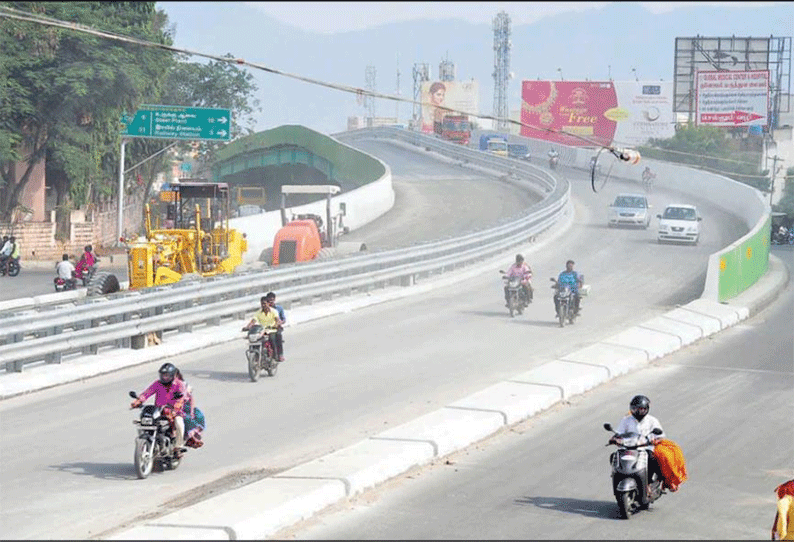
159,363,177,385
515,254,524,264
630,395,650,421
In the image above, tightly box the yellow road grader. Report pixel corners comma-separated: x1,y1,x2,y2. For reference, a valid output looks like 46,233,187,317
86,180,247,296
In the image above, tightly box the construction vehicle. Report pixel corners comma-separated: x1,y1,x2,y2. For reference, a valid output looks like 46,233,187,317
440,114,472,145
95,180,248,294
267,184,365,266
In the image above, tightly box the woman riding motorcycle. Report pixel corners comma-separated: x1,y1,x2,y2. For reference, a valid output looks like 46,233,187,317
130,363,187,456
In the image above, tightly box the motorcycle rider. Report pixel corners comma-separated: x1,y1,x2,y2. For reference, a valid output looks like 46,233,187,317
55,253,77,289
0,235,14,269
130,363,188,457
243,296,284,362
612,395,665,485
554,259,583,316
265,291,286,362
75,244,97,284
503,253,533,307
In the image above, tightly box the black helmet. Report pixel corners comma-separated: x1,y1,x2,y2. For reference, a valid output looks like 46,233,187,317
515,254,524,264
159,363,177,385
630,395,650,421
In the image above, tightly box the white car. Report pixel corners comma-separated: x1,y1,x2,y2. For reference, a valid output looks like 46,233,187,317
657,204,702,245
608,193,651,228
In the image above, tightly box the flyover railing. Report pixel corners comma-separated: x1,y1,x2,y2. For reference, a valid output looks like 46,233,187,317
1,128,569,373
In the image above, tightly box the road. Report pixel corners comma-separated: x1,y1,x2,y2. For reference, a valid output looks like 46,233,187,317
0,143,749,539
285,247,793,540
0,138,535,303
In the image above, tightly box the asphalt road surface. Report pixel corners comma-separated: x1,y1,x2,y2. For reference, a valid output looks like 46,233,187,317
284,247,794,540
0,144,752,539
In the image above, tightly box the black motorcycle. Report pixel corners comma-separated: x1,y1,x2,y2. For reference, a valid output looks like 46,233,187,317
603,423,665,519
129,391,185,479
550,277,576,327
242,324,279,381
0,257,20,277
501,270,530,317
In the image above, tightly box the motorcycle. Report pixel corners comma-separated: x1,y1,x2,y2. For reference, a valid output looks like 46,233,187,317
129,390,185,479
604,423,665,519
550,277,577,327
772,228,794,245
0,257,20,277
53,275,78,292
500,270,531,317
549,154,559,170
75,256,99,286
242,324,280,381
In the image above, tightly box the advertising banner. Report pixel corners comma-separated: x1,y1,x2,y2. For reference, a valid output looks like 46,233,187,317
421,80,479,134
520,81,675,147
695,70,769,127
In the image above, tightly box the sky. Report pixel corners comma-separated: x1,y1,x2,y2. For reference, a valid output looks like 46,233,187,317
243,1,775,34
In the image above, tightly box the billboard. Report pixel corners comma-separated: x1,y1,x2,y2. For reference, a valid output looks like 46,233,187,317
520,81,675,147
695,70,769,127
673,36,790,128
421,80,479,135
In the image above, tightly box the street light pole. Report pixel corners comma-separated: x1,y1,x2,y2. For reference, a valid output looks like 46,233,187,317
117,139,127,245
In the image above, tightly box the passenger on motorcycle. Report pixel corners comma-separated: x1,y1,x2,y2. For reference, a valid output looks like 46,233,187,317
265,291,286,362
55,254,77,288
75,244,97,283
244,296,284,361
554,259,583,316
612,395,665,484
174,368,204,448
130,363,187,456
504,254,533,307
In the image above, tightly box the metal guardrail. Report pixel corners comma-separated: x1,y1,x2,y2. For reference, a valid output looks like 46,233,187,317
1,128,569,373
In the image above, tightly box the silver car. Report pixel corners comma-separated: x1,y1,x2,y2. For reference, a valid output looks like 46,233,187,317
608,193,651,228
657,204,701,245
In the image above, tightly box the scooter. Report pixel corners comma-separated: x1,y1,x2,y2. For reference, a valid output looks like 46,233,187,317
603,423,665,519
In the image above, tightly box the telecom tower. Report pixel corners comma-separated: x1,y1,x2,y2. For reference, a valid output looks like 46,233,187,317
492,11,511,131
365,65,376,126
412,63,430,130
439,55,455,82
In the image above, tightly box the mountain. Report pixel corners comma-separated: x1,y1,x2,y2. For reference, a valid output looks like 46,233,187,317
158,2,792,134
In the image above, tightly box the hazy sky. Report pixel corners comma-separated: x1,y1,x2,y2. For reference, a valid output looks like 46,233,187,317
244,1,774,34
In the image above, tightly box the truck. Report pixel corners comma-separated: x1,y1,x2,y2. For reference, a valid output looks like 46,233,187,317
93,180,248,295
266,184,366,266
479,134,508,157
439,114,472,145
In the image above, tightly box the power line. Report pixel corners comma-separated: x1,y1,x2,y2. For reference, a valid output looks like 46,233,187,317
0,5,638,157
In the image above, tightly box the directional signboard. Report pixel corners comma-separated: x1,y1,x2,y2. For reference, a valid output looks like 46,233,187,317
695,70,769,127
120,105,231,141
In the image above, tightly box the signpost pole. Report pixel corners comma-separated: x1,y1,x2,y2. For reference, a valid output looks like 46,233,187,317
117,139,126,246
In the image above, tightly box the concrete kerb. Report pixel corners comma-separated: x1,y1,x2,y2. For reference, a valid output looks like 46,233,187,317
105,262,787,540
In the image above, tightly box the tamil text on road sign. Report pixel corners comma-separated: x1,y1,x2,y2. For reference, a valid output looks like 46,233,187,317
120,105,232,141
695,70,769,127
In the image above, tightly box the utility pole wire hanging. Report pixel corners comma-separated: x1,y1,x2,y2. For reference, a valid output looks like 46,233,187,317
0,5,640,161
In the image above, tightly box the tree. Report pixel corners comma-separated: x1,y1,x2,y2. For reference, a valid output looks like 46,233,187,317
0,2,174,221
639,124,768,192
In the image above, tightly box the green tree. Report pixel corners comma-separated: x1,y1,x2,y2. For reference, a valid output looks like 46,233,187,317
639,124,768,192
0,1,174,221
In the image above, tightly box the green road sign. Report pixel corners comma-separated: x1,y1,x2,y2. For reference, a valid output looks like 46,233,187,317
120,105,231,141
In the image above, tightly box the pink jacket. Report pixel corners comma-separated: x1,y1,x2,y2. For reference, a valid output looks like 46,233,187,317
138,379,187,409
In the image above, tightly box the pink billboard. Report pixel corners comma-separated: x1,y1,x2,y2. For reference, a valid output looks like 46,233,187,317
520,81,618,147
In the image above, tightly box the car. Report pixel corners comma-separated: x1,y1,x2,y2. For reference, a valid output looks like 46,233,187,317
607,193,651,228
656,204,702,245
507,143,531,161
